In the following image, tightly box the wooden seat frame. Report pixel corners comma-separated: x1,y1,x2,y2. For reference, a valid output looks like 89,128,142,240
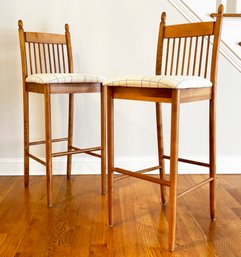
18,21,106,207
107,6,223,251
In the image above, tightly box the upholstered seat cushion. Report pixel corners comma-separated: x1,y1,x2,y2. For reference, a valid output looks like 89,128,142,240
103,75,212,89
26,73,106,84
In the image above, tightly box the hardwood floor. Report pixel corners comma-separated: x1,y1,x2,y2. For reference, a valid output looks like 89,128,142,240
0,175,240,257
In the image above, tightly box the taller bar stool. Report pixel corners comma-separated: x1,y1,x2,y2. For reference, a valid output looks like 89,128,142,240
18,21,106,207
105,5,223,251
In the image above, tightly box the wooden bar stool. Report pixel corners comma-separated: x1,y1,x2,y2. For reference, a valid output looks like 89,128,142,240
105,5,223,251
18,21,106,207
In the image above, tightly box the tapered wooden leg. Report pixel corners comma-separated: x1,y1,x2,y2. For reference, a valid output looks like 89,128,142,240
44,86,53,207
67,94,74,179
209,98,216,220
101,86,107,194
23,90,29,188
107,87,114,226
156,102,166,205
168,90,180,252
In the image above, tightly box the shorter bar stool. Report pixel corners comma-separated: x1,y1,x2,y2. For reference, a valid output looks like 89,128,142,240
18,20,106,207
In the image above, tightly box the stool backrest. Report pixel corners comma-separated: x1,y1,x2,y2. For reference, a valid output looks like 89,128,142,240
156,5,223,90
18,20,73,80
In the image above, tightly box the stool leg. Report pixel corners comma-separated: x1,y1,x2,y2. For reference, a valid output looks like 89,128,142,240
168,90,180,252
101,86,107,194
156,102,166,205
23,90,30,188
107,87,114,226
209,98,216,220
44,86,53,207
67,94,74,179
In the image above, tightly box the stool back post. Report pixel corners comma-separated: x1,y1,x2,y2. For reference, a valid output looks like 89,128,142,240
65,24,74,73
209,4,224,220
210,4,224,93
18,20,27,82
64,23,74,178
18,20,30,188
156,12,166,76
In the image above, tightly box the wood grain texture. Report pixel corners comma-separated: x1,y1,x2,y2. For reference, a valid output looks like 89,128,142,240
164,22,215,38
25,32,66,44
0,175,241,256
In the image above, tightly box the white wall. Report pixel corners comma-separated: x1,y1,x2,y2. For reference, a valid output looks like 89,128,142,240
0,0,240,175
183,0,241,58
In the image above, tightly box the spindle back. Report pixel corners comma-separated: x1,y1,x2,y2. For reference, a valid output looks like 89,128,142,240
156,5,223,90
18,20,73,80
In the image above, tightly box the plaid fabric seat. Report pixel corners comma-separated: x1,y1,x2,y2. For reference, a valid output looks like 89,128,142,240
103,75,212,89
26,73,106,84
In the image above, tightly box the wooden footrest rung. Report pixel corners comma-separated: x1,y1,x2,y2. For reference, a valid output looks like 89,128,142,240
28,153,46,166
114,167,170,186
28,145,101,165
114,165,162,181
177,177,213,199
29,137,69,146
163,155,210,168
52,146,102,157
71,146,101,158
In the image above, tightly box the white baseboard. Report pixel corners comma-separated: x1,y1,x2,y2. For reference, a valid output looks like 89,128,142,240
0,156,241,176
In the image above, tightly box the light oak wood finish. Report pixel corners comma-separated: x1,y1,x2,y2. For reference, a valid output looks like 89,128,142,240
18,21,106,207
156,102,166,205
0,175,241,256
106,5,224,251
